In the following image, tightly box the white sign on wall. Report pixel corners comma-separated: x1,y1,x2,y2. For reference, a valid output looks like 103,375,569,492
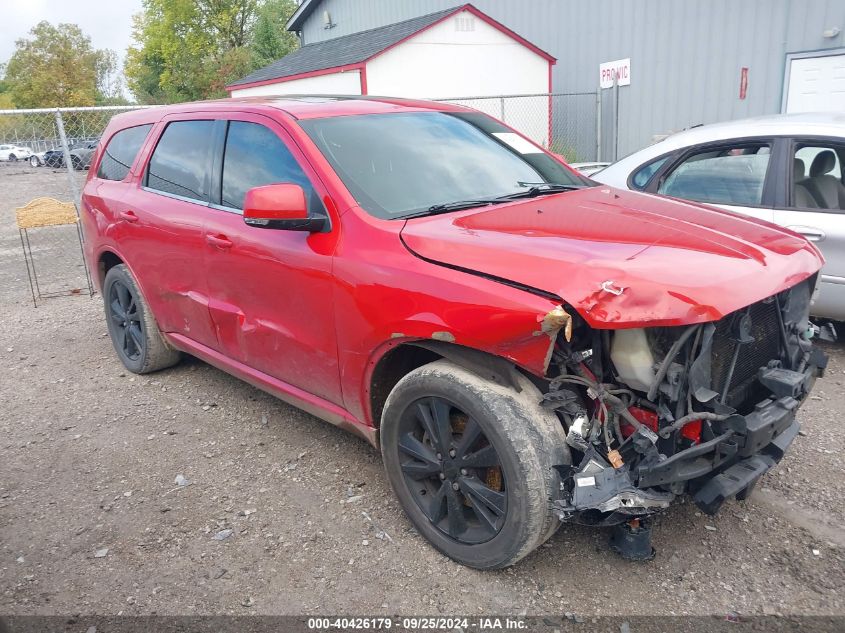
599,58,631,89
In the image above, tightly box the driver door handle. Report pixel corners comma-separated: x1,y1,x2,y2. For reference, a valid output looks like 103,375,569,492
118,210,139,223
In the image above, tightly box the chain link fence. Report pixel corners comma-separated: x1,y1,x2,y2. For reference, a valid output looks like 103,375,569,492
435,91,605,163
0,106,148,305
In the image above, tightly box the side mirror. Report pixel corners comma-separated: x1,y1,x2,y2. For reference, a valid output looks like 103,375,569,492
243,183,326,232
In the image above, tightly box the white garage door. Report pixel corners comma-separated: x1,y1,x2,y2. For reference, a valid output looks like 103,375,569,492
785,52,845,113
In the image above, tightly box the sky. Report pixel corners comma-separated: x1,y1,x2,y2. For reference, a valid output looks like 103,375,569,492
1,0,144,67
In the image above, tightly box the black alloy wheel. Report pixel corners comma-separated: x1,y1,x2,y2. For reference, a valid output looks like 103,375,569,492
108,279,144,362
382,360,570,568
102,264,181,374
398,396,507,544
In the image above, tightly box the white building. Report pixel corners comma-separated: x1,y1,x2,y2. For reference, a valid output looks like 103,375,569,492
227,4,555,146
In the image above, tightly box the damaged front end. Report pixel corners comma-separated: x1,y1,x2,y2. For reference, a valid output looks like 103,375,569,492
544,275,830,526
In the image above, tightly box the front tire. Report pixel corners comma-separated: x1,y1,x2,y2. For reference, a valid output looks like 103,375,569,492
381,360,569,569
8,154,16,162
103,264,180,374
29,156,39,167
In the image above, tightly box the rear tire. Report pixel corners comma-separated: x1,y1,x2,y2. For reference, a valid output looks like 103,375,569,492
381,360,569,569
71,155,82,170
8,154,16,162
29,156,39,167
103,264,180,374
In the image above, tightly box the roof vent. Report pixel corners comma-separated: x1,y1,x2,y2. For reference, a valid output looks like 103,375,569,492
323,10,336,30
455,15,475,32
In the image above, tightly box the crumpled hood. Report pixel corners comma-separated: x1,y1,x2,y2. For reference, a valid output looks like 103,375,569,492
400,186,823,328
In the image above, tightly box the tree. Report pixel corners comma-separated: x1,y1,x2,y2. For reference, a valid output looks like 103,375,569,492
0,65,13,109
95,49,130,105
125,0,299,103
4,22,102,108
252,0,298,68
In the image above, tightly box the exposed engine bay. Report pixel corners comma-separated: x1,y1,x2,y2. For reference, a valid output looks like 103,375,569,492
543,275,830,528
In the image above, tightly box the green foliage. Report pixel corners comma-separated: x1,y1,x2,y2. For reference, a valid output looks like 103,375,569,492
0,66,13,109
252,0,299,68
550,139,579,163
2,22,125,109
126,0,299,104
95,50,131,106
5,22,100,108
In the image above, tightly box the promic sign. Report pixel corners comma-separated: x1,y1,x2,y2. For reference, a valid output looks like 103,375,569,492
600,57,631,88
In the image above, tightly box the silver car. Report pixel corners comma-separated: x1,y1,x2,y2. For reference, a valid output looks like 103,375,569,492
595,113,845,321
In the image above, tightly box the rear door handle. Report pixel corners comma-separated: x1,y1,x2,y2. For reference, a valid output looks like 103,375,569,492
205,234,233,250
788,225,826,242
118,210,138,223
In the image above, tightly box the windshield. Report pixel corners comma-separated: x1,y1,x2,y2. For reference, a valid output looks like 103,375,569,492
299,111,589,219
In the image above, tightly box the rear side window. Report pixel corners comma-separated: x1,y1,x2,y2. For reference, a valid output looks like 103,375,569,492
658,143,771,206
221,121,322,212
97,124,152,181
146,120,214,201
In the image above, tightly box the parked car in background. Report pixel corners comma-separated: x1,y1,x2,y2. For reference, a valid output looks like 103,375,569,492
42,140,99,169
595,113,845,321
81,97,825,569
29,151,47,167
0,144,33,161
570,161,611,177
69,139,99,169
42,147,64,168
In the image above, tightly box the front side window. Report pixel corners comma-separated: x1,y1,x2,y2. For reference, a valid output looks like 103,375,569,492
221,121,321,212
146,120,214,201
299,111,587,219
97,124,152,181
792,143,845,210
658,143,771,206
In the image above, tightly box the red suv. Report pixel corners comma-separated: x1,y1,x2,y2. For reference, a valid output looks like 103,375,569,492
82,96,826,569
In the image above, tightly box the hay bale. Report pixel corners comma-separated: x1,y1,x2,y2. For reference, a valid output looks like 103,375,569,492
15,197,78,230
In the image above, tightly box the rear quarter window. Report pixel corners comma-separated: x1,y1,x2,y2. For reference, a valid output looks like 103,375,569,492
97,124,153,181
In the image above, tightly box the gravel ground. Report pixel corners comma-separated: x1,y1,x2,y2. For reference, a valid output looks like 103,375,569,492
0,168,844,618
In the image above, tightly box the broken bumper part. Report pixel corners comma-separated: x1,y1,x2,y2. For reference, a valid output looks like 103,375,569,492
557,391,805,524
693,417,799,515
